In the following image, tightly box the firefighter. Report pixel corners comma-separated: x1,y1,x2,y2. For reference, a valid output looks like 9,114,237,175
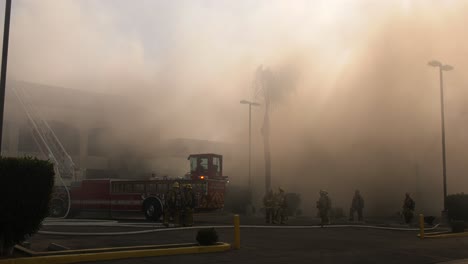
263,189,275,224
317,190,331,226
402,193,415,224
349,190,364,222
274,188,287,225
182,184,196,227
163,182,183,227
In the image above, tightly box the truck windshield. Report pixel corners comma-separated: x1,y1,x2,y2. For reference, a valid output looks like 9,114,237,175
213,156,221,176
190,157,208,173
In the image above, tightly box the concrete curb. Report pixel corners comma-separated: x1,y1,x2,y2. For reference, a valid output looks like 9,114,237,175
420,231,468,239
437,259,468,264
0,242,231,264
38,223,442,236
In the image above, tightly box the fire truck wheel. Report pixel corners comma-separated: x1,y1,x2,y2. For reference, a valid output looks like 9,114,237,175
50,199,66,218
144,198,162,221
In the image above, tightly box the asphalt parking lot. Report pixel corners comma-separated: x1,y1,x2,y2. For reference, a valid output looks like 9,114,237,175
22,214,468,264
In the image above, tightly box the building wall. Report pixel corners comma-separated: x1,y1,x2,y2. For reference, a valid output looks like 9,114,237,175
1,81,158,182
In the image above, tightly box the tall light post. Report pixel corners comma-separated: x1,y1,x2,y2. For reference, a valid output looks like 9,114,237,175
240,100,260,191
0,0,12,154
428,60,453,211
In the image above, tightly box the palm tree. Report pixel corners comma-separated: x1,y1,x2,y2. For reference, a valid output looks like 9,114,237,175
253,65,297,193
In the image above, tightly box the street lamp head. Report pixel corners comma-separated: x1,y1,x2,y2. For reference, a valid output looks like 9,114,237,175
428,60,442,67
240,100,261,106
441,65,454,71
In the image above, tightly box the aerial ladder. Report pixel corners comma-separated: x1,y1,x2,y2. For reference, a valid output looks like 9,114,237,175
11,85,78,217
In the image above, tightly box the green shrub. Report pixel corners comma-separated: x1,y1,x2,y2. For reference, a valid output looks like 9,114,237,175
446,193,468,221
196,228,219,245
0,157,55,255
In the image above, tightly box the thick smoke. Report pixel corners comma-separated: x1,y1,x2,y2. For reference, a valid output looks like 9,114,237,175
3,1,468,215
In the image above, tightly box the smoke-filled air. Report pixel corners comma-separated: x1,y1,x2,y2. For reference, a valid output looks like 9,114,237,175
3,0,468,216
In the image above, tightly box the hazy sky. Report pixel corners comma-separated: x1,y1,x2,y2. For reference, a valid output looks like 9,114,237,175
2,0,466,142
2,0,468,213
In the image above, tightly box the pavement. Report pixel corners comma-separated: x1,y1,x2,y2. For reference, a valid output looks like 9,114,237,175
16,214,468,264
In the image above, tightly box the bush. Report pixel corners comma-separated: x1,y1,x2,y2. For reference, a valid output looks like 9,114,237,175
0,157,55,256
446,194,468,221
285,193,301,217
196,228,219,245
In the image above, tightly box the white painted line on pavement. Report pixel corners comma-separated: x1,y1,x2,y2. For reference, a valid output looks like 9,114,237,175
38,224,443,236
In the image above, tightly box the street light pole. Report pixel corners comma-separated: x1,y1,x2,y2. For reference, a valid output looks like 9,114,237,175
428,60,453,211
248,103,252,188
0,0,12,155
240,100,260,191
439,67,447,211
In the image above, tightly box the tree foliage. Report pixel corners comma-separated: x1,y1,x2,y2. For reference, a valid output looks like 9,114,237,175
0,157,55,255
253,65,299,106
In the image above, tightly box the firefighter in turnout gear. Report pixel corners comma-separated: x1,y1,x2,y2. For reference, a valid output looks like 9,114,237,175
274,188,287,225
349,190,364,222
163,182,183,227
182,184,196,227
317,190,332,226
263,189,275,224
402,193,415,224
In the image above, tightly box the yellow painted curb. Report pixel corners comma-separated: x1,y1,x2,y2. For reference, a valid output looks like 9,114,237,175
14,243,201,256
0,243,231,264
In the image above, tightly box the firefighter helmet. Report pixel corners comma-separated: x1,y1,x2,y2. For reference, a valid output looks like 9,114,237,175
173,182,180,188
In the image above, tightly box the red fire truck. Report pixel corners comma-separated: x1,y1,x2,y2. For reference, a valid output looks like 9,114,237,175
50,153,228,221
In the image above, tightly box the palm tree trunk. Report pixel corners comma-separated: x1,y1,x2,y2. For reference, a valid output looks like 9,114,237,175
262,90,271,193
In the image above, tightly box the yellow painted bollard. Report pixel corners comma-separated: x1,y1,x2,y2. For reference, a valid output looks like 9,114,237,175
234,214,240,249
419,214,424,239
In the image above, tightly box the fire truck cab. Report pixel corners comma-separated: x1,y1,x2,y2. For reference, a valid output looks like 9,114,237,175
188,153,225,181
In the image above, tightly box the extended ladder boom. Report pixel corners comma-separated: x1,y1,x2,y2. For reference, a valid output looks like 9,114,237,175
12,86,77,182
